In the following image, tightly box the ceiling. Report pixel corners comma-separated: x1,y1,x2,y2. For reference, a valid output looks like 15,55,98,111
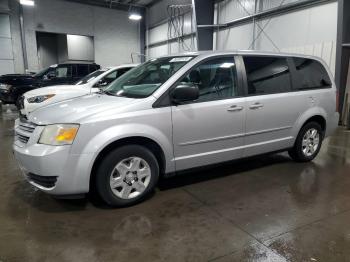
65,0,160,10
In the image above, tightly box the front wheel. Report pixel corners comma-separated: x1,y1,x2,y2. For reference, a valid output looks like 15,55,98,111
95,145,159,207
288,122,323,162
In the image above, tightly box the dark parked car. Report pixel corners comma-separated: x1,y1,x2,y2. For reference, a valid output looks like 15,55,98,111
0,63,100,105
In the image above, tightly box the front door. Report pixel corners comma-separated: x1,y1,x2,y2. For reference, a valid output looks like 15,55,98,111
171,56,246,171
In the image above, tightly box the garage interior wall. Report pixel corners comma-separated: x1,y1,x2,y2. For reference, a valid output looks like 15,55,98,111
0,0,15,75
214,0,338,76
146,0,196,58
0,13,15,75
6,0,141,73
145,0,337,77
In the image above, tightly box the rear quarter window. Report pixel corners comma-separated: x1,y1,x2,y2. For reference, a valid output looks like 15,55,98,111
292,58,331,90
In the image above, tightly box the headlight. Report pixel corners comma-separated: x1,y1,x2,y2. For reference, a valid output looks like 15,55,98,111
39,124,79,145
0,83,11,90
27,94,55,103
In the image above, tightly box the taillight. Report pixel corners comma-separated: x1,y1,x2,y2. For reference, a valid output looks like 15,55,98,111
336,89,339,112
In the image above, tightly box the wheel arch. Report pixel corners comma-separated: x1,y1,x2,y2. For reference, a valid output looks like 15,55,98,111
89,136,167,191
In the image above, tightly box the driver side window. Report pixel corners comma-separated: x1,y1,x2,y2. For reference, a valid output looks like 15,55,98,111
179,57,238,102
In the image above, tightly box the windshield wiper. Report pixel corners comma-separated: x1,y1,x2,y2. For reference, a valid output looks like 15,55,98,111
98,89,115,96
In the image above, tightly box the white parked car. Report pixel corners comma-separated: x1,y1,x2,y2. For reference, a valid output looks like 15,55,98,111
19,64,137,116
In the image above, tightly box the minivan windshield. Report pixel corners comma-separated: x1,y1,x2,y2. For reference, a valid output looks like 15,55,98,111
104,56,194,98
75,69,108,85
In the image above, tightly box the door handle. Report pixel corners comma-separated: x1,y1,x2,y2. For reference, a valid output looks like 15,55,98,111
227,105,243,112
249,102,264,109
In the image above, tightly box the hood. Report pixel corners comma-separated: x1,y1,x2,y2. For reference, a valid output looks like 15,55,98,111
28,94,144,125
0,74,37,86
24,85,85,97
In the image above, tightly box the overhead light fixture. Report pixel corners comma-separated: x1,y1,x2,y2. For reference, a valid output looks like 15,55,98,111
20,0,35,6
129,13,142,21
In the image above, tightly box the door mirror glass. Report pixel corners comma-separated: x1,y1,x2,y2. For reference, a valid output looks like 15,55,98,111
94,79,108,87
45,71,56,80
171,83,199,104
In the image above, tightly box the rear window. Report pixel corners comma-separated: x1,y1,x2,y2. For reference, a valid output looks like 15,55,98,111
243,56,292,95
292,58,331,90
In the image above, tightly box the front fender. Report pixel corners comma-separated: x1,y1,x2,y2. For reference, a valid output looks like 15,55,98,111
72,123,175,175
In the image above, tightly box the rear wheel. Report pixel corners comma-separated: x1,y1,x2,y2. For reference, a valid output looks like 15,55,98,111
288,122,323,162
95,145,159,207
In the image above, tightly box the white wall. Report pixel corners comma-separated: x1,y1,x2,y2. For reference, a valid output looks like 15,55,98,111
37,33,58,68
67,34,94,62
8,0,140,73
215,1,338,75
0,14,15,74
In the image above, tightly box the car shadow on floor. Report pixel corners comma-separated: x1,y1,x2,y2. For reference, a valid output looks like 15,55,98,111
158,153,292,190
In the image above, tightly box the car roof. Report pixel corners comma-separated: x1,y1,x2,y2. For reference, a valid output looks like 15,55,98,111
156,50,324,62
49,62,100,67
103,64,139,70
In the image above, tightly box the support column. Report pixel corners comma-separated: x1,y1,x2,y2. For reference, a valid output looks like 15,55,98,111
139,8,146,63
192,0,214,51
335,0,350,123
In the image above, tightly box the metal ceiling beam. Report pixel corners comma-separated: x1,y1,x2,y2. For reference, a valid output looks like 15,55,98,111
146,0,162,8
63,0,146,11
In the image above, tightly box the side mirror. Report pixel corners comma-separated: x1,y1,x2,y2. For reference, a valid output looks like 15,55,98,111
94,79,108,87
171,83,199,104
46,72,56,79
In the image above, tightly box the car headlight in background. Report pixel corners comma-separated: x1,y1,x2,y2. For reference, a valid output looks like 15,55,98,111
27,94,55,103
0,83,12,91
39,124,79,145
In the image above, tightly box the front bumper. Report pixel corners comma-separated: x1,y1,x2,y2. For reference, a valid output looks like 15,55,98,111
0,89,15,103
13,120,94,195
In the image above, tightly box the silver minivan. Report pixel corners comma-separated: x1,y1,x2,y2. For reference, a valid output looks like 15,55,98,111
14,51,339,206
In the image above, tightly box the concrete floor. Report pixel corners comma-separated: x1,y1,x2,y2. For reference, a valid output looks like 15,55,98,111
1,107,350,262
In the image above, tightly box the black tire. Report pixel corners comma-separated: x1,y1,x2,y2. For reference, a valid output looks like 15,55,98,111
288,122,323,162
94,145,159,207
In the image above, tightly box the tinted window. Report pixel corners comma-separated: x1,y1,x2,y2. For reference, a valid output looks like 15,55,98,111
77,65,89,77
243,56,292,95
55,65,71,78
293,58,331,90
178,57,238,102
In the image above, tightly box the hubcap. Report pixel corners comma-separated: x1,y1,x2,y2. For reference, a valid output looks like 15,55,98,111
302,128,320,157
109,157,151,199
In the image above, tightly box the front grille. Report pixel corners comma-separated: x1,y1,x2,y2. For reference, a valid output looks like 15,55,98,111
15,119,36,144
17,134,29,144
18,121,36,133
27,173,58,188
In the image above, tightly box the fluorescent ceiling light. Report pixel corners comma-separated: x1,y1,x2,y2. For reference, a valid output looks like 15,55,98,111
129,13,142,21
20,0,35,6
